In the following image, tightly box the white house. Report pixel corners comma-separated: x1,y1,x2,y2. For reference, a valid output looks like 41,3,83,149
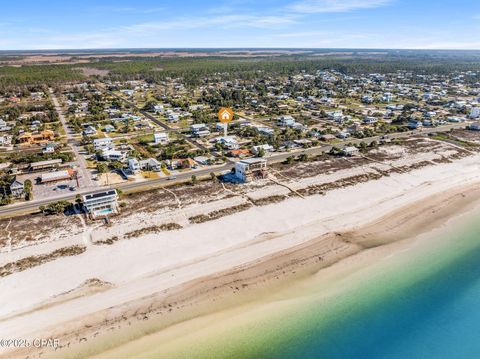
82,189,119,218
251,144,274,155
342,146,360,156
128,158,140,172
278,115,296,127
101,149,126,162
168,113,180,122
139,158,162,171
363,116,378,125
153,105,164,113
216,136,239,150
258,127,274,136
83,126,97,136
235,158,268,182
93,137,113,151
154,132,169,145
470,107,480,119
191,124,210,137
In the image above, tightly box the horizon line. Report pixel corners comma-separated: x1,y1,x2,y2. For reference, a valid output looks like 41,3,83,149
1,47,480,53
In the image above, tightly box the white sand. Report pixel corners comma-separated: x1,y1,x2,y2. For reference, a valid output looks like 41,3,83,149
0,153,479,352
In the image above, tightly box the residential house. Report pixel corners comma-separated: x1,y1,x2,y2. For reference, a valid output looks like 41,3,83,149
101,149,126,162
258,127,275,136
93,137,113,151
139,158,162,171
103,125,115,133
42,143,56,154
82,189,119,218
408,120,423,129
193,156,211,165
341,146,360,157
18,130,55,145
470,107,480,119
191,124,210,137
235,158,268,182
9,177,24,198
278,115,296,127
363,116,378,125
251,144,274,155
83,126,97,136
154,132,169,145
128,158,141,173
216,136,239,150
320,134,336,141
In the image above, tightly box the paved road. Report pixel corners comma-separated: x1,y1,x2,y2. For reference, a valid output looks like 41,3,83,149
0,121,470,217
49,89,96,189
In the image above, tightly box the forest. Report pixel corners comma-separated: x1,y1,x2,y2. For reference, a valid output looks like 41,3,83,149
1,51,480,92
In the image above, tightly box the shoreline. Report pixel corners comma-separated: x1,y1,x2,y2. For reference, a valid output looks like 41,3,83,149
6,175,480,358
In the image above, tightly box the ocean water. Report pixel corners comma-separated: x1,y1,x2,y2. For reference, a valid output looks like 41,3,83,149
90,216,480,359
262,221,480,359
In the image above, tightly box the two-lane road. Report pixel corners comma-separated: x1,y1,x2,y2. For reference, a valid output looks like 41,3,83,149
0,121,470,217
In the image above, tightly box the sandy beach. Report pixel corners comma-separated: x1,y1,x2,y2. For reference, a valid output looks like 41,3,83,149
1,152,480,358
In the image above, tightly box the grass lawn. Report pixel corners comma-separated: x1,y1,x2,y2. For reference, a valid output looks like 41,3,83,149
142,171,160,179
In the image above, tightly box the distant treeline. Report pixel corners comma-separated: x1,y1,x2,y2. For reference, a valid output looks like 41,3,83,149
1,52,480,92
88,56,480,86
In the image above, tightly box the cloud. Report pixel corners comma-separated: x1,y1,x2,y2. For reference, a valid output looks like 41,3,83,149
23,13,298,49
122,14,297,34
288,0,392,13
89,6,166,14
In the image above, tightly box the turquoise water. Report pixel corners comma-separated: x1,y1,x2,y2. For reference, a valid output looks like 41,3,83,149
263,223,480,359
84,216,480,359
95,208,113,215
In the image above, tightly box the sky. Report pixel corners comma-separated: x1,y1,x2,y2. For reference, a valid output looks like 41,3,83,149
0,0,479,50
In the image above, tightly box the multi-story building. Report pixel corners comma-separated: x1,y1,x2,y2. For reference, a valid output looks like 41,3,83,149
82,189,119,218
235,158,268,182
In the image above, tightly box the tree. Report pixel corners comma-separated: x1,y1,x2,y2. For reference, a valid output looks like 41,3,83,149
24,179,33,201
143,100,157,112
42,200,71,215
191,174,197,186
210,172,217,182
96,162,108,174
110,161,124,170
299,153,309,162
256,148,266,158
285,156,295,165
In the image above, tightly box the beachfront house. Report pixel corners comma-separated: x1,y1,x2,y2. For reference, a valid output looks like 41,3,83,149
235,158,268,182
82,189,119,218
